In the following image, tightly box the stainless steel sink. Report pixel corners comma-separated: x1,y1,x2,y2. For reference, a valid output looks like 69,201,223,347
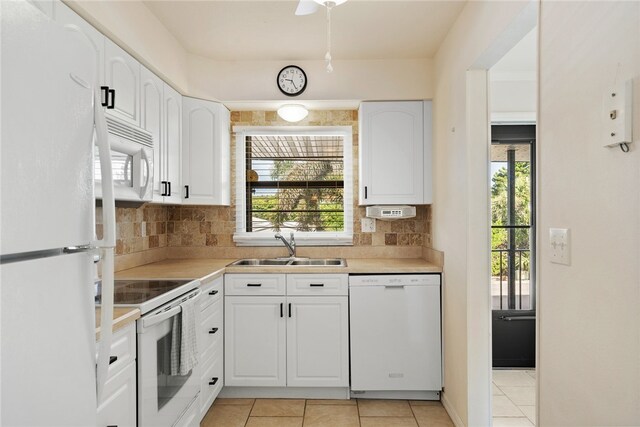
289,259,345,266
228,258,346,267
230,259,291,266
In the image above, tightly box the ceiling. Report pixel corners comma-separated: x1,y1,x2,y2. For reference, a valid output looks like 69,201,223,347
490,28,536,82
143,1,466,61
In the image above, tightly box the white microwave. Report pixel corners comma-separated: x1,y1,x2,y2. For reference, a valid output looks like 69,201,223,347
95,115,153,202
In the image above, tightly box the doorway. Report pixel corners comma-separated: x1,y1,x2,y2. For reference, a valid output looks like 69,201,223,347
491,125,536,369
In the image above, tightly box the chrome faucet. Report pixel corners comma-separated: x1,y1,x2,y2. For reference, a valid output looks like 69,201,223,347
275,232,296,258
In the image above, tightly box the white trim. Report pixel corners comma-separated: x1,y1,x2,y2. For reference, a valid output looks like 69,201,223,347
441,392,465,427
234,126,353,246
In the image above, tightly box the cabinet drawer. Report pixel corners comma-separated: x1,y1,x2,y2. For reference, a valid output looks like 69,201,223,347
98,323,136,378
287,274,348,296
199,298,223,361
225,274,286,296
199,353,223,417
199,276,223,310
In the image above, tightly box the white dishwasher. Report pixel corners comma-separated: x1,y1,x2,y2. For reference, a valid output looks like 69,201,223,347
349,274,442,399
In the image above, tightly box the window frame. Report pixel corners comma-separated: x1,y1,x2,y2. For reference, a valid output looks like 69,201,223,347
233,126,353,246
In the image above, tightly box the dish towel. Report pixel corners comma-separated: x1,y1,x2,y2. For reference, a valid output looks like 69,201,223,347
170,296,199,376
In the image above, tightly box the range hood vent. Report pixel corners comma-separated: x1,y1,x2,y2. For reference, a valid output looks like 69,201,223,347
365,205,416,221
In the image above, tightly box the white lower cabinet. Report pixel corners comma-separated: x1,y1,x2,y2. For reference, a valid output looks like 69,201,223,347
286,296,349,387
196,276,224,421
97,361,137,427
224,274,349,388
97,324,137,427
225,296,287,386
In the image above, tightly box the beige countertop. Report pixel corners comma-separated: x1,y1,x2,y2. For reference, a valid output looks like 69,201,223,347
105,257,439,338
116,257,441,279
95,307,140,341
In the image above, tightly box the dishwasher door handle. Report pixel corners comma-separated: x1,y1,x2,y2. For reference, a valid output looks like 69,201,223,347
384,284,405,288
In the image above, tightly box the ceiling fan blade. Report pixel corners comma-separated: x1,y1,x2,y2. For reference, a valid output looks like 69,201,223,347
295,0,319,16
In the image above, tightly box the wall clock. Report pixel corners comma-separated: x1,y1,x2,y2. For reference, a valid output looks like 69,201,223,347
277,65,307,97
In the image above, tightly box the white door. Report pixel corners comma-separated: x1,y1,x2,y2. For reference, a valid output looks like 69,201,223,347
163,83,182,203
104,39,140,126
359,101,424,205
140,66,165,203
182,97,230,205
1,1,95,254
1,253,97,426
350,282,442,391
224,296,286,386
97,362,137,427
54,1,104,85
286,296,349,387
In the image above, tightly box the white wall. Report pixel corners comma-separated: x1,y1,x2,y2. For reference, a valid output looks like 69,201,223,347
432,1,534,425
538,1,640,425
188,55,435,104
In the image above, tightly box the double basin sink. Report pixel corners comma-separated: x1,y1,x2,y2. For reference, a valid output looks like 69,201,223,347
228,258,346,267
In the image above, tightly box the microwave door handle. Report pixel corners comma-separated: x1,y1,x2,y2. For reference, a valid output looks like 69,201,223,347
142,305,182,330
93,87,116,406
139,148,151,199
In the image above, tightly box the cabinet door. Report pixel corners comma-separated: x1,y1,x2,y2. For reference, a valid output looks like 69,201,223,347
29,0,54,18
104,39,140,126
182,97,230,205
359,101,424,205
225,296,286,386
54,1,104,85
163,83,182,203
140,67,165,203
286,296,349,387
96,361,137,427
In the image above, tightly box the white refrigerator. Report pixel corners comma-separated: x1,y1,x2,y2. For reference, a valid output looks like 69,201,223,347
0,2,116,425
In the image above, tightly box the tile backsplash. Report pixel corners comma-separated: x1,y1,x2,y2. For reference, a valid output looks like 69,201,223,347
104,109,432,269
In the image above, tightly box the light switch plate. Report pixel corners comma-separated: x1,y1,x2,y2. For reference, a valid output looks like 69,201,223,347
549,228,570,265
361,217,376,233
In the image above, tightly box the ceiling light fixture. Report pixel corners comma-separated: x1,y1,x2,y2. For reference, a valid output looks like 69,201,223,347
277,104,309,122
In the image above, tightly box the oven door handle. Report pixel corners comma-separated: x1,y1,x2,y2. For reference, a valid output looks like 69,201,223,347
140,289,201,331
142,305,181,330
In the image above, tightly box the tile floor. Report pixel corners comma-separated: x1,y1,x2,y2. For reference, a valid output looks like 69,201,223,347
492,369,536,426
201,398,454,427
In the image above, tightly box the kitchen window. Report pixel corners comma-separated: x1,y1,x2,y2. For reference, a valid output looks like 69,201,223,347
233,127,353,246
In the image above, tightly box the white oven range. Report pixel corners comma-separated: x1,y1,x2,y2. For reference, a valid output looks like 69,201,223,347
97,279,202,427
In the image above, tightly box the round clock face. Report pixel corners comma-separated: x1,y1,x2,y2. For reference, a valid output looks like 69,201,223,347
277,65,307,97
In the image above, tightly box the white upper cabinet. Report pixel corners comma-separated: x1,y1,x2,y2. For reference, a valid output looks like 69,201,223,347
182,97,230,205
54,2,104,85
140,67,165,203
104,39,140,126
163,84,182,204
29,0,54,19
359,100,433,205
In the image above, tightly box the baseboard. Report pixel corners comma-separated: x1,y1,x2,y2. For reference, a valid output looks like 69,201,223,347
220,386,350,399
350,390,440,400
441,392,465,427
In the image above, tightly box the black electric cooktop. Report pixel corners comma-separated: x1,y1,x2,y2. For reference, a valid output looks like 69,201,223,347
95,279,197,314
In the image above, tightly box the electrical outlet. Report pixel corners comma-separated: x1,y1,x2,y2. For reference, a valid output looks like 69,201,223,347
361,217,376,233
549,228,570,265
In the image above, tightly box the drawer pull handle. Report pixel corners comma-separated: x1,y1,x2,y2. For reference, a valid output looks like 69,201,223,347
247,283,262,287
310,283,324,287
288,303,292,318
109,356,117,365
209,327,219,334
209,290,218,295
280,302,283,318
209,377,218,386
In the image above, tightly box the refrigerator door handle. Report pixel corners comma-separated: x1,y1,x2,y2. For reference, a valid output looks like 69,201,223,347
93,87,116,406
